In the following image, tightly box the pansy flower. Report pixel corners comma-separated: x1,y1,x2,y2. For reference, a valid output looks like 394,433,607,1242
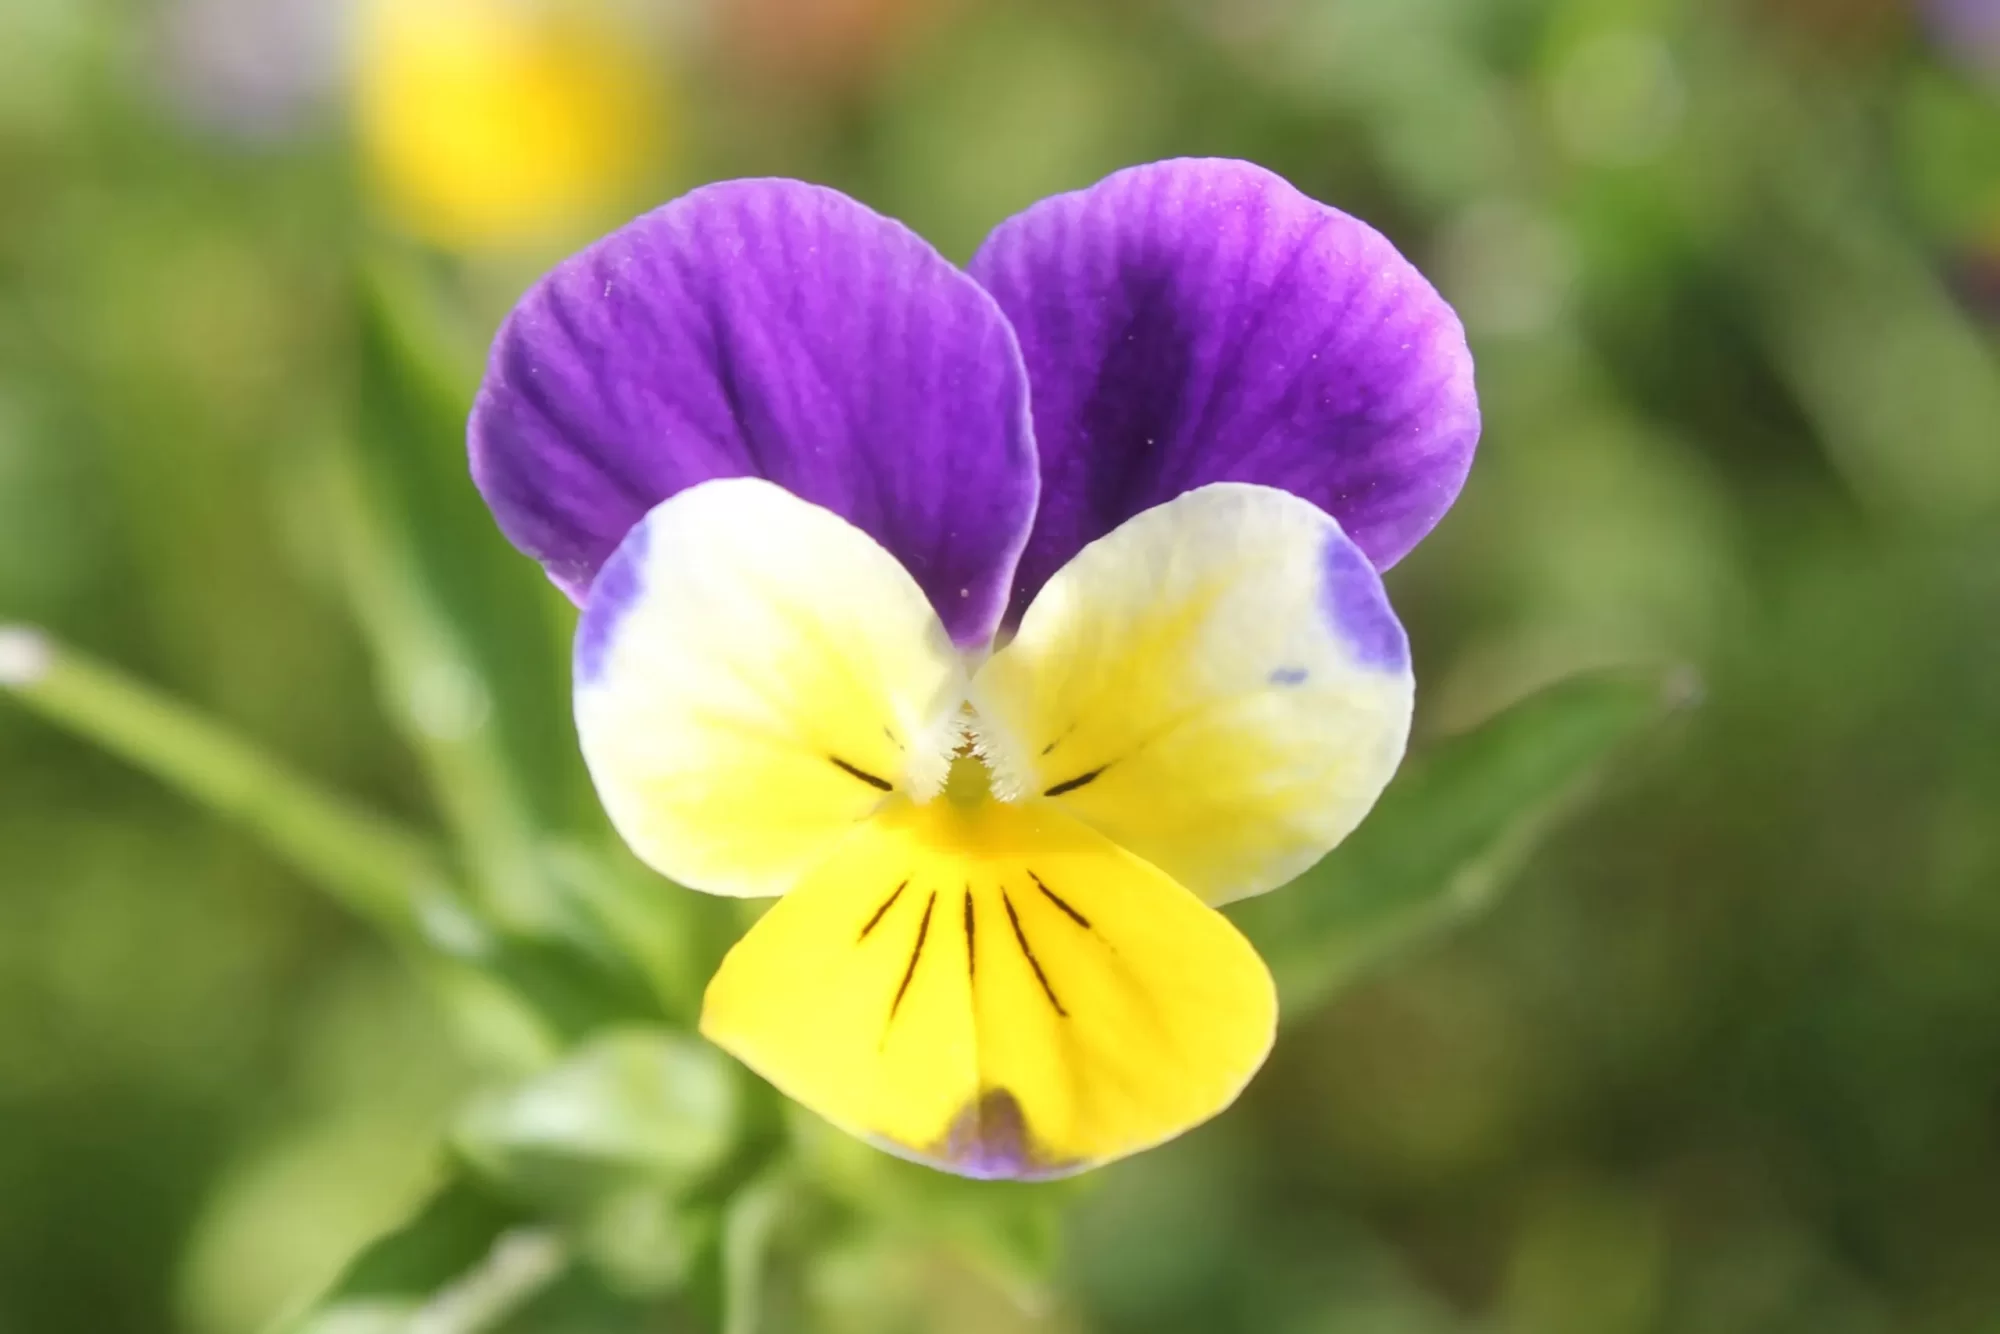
470,159,1478,1179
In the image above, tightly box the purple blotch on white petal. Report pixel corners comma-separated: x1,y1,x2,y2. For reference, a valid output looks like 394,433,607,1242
1319,531,1409,674
573,517,650,687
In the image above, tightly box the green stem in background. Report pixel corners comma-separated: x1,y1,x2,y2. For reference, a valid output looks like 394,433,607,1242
415,1228,570,1333
0,625,658,1060
0,625,452,941
720,1170,795,1334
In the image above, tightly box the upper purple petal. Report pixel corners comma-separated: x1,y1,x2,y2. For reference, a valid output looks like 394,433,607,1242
967,158,1479,623
470,179,1038,647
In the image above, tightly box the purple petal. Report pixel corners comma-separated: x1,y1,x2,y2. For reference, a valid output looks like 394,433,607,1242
967,158,1479,622
471,179,1038,647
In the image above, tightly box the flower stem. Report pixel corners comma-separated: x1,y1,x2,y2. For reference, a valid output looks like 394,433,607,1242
721,1170,794,1334
0,625,453,940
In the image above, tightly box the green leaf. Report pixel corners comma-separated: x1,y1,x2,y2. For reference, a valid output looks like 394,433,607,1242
1236,666,1690,1012
538,840,718,1029
485,1267,686,1334
330,256,586,929
280,1171,703,1333
275,1175,563,1334
467,933,671,1049
454,1029,741,1214
790,1112,1074,1306
571,1186,710,1298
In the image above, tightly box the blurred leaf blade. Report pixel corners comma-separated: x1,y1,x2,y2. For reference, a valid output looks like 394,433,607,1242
464,932,673,1051
454,1028,740,1213
275,1174,562,1334
332,254,586,929
279,1169,683,1334
1238,666,1690,1012
790,1112,1073,1308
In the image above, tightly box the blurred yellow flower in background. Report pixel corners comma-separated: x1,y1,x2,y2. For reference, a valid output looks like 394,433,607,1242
354,0,665,251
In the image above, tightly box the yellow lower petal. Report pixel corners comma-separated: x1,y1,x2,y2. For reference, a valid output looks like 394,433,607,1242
699,792,1276,1178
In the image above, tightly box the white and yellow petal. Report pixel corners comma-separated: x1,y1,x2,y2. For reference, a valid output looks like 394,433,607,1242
972,482,1415,906
573,478,965,897
699,793,1275,1177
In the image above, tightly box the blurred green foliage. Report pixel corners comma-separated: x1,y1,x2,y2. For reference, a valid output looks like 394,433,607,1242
3,0,1998,1331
